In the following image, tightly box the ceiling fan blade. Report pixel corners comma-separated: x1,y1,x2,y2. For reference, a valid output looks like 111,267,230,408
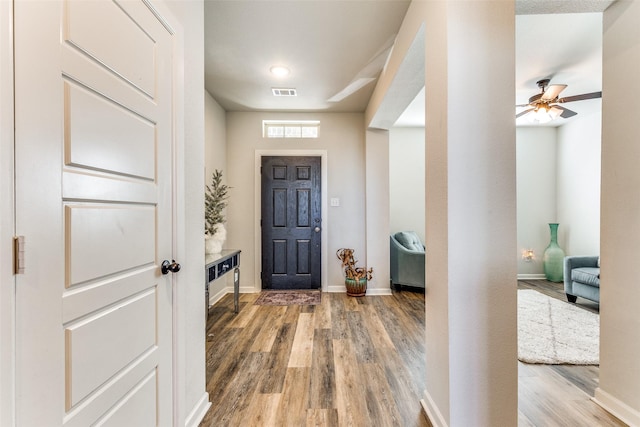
516,108,534,119
515,103,531,108
552,105,577,118
558,91,602,103
541,84,567,101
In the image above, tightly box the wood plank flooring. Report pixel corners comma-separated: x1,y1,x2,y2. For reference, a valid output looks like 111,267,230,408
200,282,626,427
200,290,430,427
517,280,625,427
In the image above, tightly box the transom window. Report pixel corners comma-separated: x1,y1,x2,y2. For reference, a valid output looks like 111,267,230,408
263,120,320,139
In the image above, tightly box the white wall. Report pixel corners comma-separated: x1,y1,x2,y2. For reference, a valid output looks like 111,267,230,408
597,1,640,425
425,2,518,424
225,112,371,293
517,115,602,278
516,127,558,276
557,112,602,256
365,129,391,292
0,2,14,424
367,1,518,425
205,91,226,180
204,91,231,304
389,127,425,242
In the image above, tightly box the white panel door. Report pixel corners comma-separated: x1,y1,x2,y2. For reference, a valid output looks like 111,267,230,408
14,1,176,425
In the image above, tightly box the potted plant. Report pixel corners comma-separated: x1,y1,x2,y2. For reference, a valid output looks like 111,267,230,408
205,169,229,254
336,248,373,297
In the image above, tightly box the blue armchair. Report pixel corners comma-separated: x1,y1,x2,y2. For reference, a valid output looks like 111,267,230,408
564,255,600,304
390,231,425,289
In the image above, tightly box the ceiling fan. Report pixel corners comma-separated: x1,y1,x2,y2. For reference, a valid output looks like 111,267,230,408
516,79,602,123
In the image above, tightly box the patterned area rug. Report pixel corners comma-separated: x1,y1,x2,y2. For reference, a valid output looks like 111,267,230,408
254,290,321,306
518,289,599,365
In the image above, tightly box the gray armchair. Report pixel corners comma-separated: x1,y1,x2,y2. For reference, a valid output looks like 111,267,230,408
390,231,425,290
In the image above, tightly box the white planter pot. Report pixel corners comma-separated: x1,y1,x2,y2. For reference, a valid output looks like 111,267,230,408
205,224,226,254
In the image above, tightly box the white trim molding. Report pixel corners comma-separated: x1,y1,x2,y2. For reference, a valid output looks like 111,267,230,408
0,0,15,424
421,389,448,427
326,285,392,296
184,392,211,427
594,387,640,427
517,274,547,280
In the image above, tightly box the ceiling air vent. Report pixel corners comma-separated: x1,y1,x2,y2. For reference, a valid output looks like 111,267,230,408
272,88,297,97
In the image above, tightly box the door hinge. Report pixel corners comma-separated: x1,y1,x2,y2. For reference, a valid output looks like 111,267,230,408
14,236,25,275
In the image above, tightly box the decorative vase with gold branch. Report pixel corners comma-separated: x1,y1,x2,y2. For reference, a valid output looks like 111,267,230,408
543,223,565,282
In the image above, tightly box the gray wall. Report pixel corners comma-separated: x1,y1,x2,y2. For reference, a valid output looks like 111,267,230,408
204,91,230,304
389,127,425,243
225,112,371,293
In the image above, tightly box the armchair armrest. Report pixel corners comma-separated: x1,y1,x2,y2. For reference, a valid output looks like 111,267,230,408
564,255,599,296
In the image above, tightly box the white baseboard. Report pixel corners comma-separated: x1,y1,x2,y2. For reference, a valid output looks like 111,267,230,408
212,285,392,299
208,285,261,307
421,389,448,427
184,392,211,427
364,288,392,296
325,285,392,295
594,387,640,427
517,273,547,280
207,286,228,307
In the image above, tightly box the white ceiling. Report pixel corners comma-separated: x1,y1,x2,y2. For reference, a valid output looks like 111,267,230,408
514,12,603,127
395,11,607,127
204,0,411,112
204,1,615,126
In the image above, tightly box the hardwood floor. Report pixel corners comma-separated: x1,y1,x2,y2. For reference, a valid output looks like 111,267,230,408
200,282,625,426
200,290,430,427
517,280,625,427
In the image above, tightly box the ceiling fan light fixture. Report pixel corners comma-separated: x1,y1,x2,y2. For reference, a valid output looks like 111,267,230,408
528,105,554,124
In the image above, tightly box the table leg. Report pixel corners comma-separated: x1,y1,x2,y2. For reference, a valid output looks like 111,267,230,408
205,280,209,319
234,267,240,314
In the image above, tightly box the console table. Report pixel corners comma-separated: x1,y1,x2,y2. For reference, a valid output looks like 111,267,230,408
205,249,241,316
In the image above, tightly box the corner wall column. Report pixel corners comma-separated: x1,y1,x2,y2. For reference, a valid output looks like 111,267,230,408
422,1,517,426
365,129,391,295
596,2,640,425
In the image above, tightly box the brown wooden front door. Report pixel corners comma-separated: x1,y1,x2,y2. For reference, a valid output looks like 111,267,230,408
261,156,321,289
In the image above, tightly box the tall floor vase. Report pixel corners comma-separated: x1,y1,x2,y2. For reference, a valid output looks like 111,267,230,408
543,223,565,282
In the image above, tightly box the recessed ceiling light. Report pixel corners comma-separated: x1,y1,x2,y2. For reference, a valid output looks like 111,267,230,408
270,66,290,77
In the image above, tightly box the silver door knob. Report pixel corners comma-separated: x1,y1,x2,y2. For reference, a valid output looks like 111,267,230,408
314,227,321,232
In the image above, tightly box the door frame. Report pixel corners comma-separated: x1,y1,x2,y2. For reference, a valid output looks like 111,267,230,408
0,0,15,424
254,150,328,292
145,1,189,425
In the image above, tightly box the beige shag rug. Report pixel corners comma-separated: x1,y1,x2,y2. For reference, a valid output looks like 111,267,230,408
518,289,599,365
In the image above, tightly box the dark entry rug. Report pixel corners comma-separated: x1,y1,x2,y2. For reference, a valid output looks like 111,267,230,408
254,290,321,306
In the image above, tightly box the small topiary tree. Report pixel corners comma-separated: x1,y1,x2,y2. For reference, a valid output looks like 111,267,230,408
205,169,229,235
